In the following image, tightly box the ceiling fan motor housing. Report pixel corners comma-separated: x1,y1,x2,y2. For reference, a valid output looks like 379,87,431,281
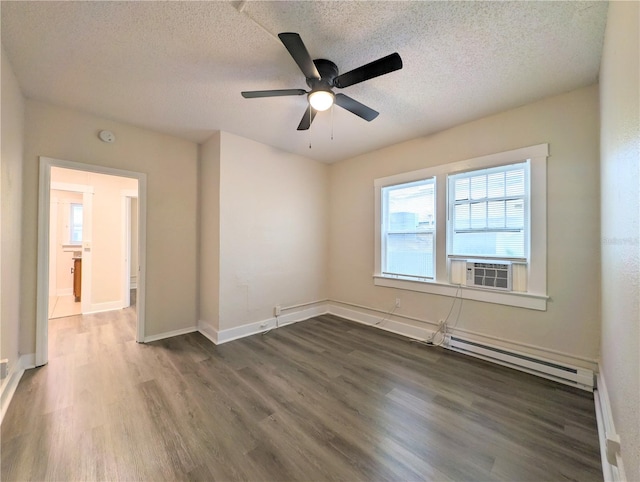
307,59,339,91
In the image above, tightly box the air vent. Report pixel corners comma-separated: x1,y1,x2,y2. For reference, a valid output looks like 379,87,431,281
466,261,512,291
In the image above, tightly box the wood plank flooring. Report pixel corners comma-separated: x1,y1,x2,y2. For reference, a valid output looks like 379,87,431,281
2,309,602,481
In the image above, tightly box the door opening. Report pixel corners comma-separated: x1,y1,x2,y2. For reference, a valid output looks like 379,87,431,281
37,157,147,366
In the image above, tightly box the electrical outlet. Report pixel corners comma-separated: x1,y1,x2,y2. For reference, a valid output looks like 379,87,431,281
395,298,401,308
274,305,281,316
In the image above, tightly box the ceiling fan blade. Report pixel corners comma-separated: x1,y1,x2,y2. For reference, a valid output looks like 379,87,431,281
334,53,403,89
334,94,379,121
297,105,317,130
241,89,306,98
278,32,321,80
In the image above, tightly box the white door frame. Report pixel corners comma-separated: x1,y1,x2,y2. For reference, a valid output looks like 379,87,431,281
36,156,148,366
121,190,138,308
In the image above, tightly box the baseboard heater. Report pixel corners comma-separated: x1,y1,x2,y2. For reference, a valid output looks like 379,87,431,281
444,335,594,391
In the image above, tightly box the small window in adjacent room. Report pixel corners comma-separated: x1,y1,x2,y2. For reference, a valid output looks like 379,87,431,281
381,178,435,280
70,203,83,244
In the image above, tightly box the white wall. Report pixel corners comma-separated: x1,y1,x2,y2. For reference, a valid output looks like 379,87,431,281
599,1,640,479
215,132,329,331
0,44,25,374
21,100,199,353
199,132,221,330
328,85,601,370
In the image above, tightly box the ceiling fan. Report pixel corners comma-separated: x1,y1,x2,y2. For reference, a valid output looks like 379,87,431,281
241,33,403,130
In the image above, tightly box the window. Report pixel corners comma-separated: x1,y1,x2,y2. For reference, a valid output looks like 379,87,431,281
381,178,435,280
70,203,83,244
374,144,548,310
448,162,528,260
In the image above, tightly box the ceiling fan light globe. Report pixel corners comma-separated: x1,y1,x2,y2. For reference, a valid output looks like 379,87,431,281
308,90,334,111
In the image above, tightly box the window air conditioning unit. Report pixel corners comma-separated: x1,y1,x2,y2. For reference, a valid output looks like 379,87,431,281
466,261,512,291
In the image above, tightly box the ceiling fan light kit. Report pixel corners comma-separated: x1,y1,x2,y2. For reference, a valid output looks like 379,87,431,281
241,32,403,131
308,90,334,111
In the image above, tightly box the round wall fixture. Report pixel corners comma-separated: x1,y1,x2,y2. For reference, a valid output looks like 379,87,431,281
98,130,115,143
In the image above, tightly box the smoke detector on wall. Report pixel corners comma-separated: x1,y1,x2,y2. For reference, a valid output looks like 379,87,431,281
98,130,115,143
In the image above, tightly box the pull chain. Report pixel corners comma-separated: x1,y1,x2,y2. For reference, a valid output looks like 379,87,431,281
331,103,334,140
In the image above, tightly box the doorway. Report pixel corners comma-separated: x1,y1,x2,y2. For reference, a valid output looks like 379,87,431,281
36,157,147,366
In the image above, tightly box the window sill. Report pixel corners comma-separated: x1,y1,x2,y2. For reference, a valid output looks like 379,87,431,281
373,275,548,311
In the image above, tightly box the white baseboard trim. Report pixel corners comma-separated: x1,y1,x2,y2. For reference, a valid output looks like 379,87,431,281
144,326,198,343
56,288,73,297
594,368,627,482
210,303,330,345
1,354,36,424
84,300,127,315
198,319,218,344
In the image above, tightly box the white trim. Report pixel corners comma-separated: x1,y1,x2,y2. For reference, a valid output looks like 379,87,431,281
373,276,548,311
1,354,36,424
56,288,73,297
198,319,219,344
37,156,148,366
121,189,138,309
374,143,548,310
51,181,94,194
84,301,126,315
595,369,627,482
213,304,329,345
144,326,198,343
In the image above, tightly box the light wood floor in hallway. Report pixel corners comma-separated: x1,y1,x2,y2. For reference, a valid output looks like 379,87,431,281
2,310,602,481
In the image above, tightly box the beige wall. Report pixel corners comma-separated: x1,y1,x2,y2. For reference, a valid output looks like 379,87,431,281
199,132,221,329
21,100,198,352
1,45,25,370
216,132,329,330
328,84,601,369
599,1,640,479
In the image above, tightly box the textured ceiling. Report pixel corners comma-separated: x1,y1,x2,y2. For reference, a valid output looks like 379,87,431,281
1,1,608,163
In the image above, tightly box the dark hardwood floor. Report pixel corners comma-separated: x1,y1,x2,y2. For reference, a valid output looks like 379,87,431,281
2,309,602,481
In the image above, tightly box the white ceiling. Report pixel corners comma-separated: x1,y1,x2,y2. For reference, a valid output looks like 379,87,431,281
1,1,608,163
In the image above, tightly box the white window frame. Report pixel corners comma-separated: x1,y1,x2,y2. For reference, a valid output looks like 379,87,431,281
380,178,436,281
374,143,548,311
447,161,529,260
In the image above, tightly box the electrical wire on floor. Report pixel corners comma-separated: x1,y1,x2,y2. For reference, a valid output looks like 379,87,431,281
412,285,464,348
262,313,280,336
375,300,398,326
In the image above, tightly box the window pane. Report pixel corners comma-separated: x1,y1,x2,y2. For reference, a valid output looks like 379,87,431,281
487,200,505,228
470,202,486,229
506,199,524,228
387,182,434,232
385,233,434,278
70,203,83,243
452,231,524,258
487,172,505,198
455,178,469,201
470,175,486,200
449,162,528,258
506,169,525,196
454,203,470,230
